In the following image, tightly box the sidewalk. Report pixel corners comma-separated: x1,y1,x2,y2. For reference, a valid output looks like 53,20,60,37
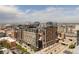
16,42,35,54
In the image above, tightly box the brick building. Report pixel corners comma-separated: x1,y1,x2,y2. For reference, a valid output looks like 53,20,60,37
21,23,58,50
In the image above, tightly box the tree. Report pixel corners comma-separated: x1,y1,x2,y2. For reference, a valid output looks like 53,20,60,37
33,21,40,27
16,44,27,53
69,44,75,49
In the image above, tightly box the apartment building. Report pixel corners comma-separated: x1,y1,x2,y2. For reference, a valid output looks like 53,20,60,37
58,23,77,45
22,28,38,48
16,29,23,41
21,22,58,50
0,37,16,49
75,24,79,45
5,29,17,38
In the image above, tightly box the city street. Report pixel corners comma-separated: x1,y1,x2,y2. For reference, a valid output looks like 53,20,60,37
16,42,35,54
36,38,76,54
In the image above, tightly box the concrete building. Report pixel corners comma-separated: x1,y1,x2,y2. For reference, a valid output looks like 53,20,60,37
58,23,77,46
22,23,58,50
75,24,79,45
0,30,6,37
22,28,38,48
5,29,17,38
16,29,23,41
41,24,58,48
0,37,16,49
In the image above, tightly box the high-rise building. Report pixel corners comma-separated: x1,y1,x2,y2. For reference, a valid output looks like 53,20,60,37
22,28,38,48
22,23,58,50
42,26,57,48
16,29,23,41
38,23,58,48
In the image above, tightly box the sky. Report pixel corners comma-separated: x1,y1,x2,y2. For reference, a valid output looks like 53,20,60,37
1,5,79,23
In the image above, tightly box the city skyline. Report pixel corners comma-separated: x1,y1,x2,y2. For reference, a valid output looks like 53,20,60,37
1,5,79,23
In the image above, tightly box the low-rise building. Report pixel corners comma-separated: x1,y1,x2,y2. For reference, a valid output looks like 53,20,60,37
0,37,16,49
58,23,77,46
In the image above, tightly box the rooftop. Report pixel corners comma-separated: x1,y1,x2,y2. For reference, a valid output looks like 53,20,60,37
0,37,16,42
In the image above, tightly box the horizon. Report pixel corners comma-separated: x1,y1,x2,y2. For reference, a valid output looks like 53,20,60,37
0,5,79,23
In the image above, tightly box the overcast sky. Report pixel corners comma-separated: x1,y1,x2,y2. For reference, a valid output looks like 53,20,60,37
0,5,79,23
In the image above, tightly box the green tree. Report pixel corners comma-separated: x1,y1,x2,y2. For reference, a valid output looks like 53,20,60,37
69,44,75,49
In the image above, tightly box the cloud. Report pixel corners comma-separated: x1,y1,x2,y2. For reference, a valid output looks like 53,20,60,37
0,5,79,23
0,5,26,23
27,7,79,23
0,6,20,14
25,9,31,13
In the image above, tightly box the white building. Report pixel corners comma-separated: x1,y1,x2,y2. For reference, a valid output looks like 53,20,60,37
0,37,16,42
0,37,16,48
